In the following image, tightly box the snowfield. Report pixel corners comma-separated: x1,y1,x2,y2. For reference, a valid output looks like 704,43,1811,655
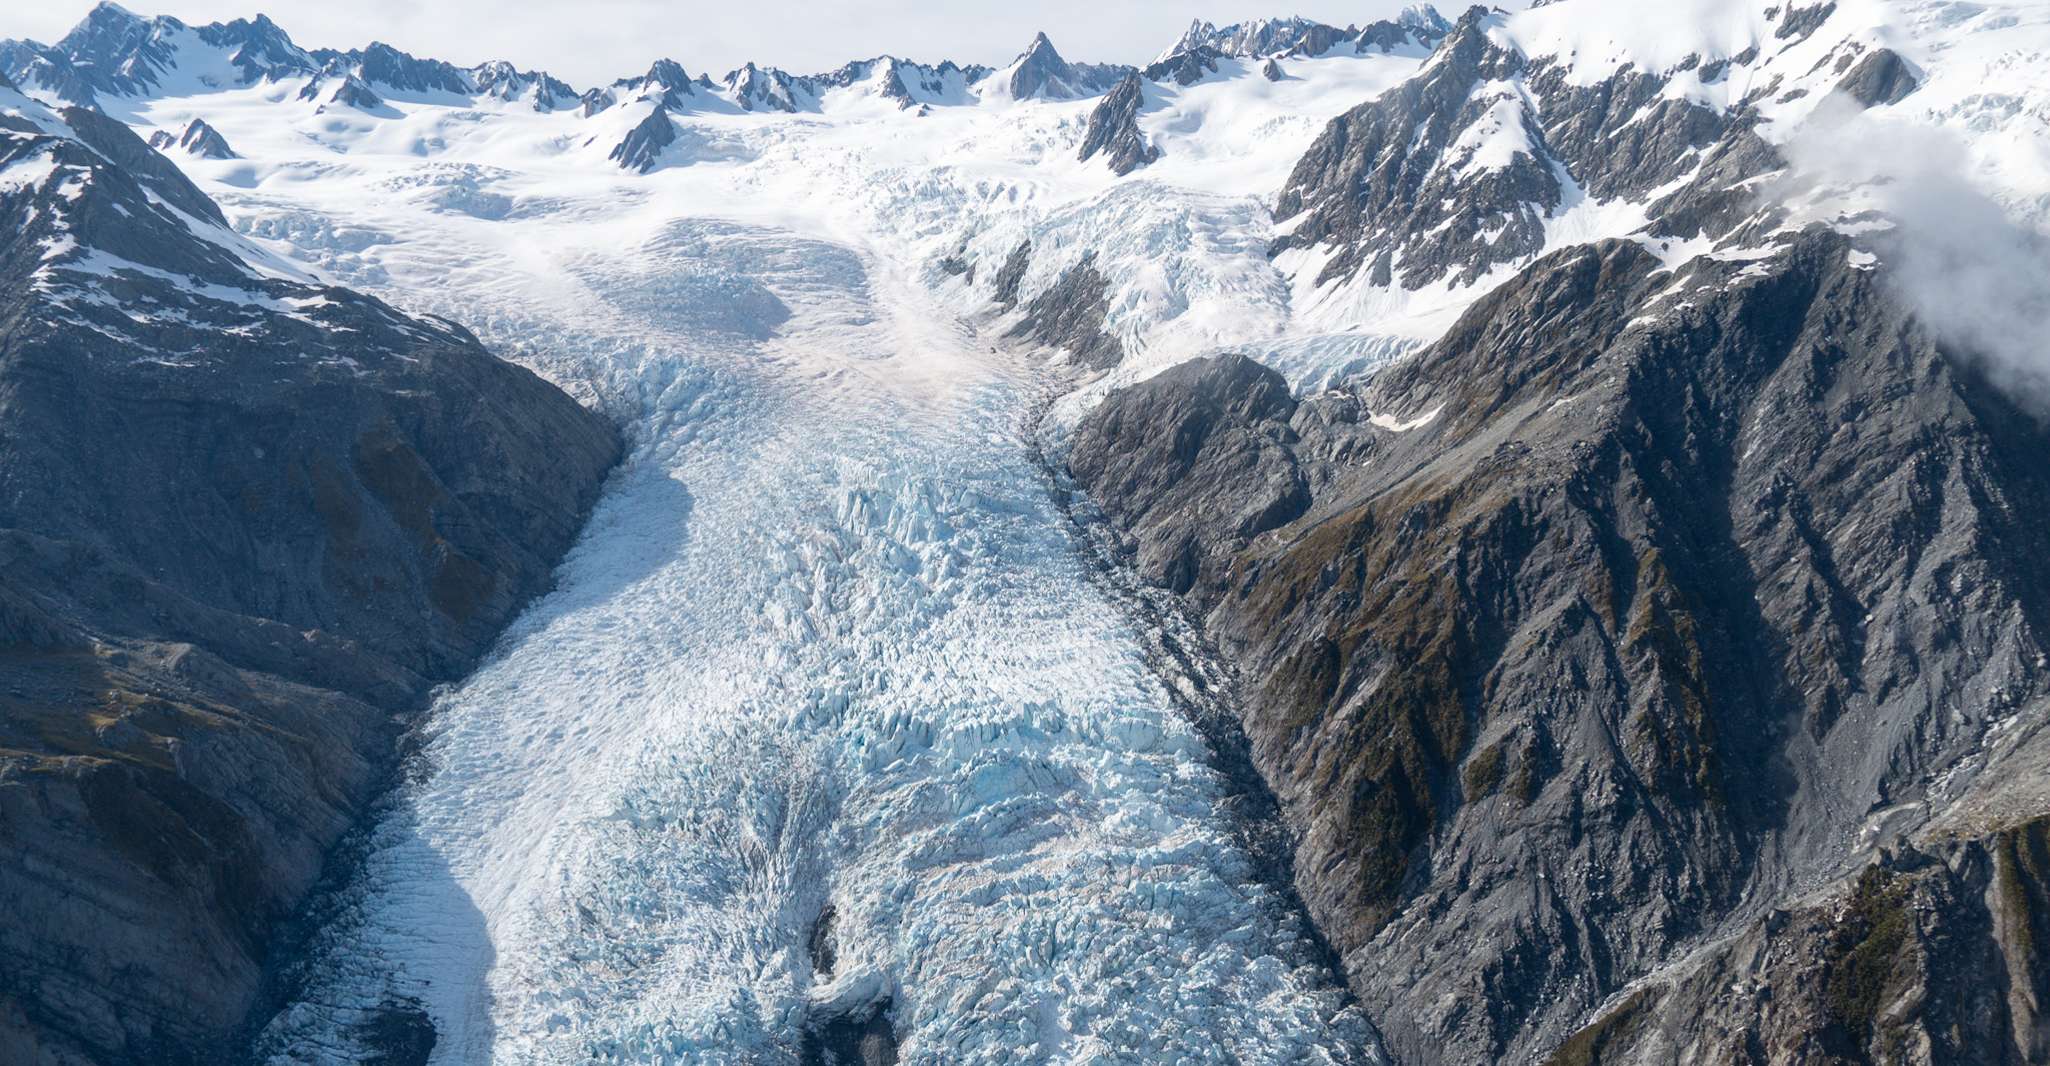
111,45,1419,1064
13,0,2050,1060
245,214,1374,1064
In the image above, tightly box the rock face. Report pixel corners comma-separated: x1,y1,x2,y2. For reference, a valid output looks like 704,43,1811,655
1570,819,2050,1065
612,58,698,111
1270,2,1828,295
146,117,234,159
1142,45,1221,86
310,40,472,97
991,32,1128,101
1156,10,1450,65
303,73,383,111
1007,252,1122,369
609,105,678,172
1076,72,1158,175
726,61,805,113
1067,229,2050,1064
470,60,577,111
0,85,618,1065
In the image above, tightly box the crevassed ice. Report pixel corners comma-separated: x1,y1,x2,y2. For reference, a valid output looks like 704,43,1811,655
251,215,1376,1064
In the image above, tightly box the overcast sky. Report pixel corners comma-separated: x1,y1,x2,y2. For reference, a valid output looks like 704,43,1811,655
9,1,1432,86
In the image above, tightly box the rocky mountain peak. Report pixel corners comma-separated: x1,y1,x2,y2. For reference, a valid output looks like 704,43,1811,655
993,30,1126,100
1077,69,1159,175
34,0,182,98
194,13,313,82
146,115,234,158
1004,30,1071,95
57,1,161,47
1396,2,1453,36
614,57,696,108
608,103,677,171
725,61,804,112
323,39,473,96
471,60,576,110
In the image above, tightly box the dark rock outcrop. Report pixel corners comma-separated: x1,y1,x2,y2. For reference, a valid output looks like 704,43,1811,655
990,240,1031,307
1067,353,1306,592
470,60,577,111
1068,230,2050,1064
609,105,677,172
995,32,1127,100
305,73,384,112
310,41,473,98
1142,45,1220,87
0,89,618,1066
147,117,235,159
1274,5,1743,293
1077,72,1159,175
1007,252,1122,369
1560,820,2050,1064
1832,47,1920,108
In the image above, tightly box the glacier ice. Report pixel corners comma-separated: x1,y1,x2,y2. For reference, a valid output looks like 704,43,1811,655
247,213,1378,1064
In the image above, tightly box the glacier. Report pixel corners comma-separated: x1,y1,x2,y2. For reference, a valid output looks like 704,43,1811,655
231,197,1373,1064
13,1,2049,1059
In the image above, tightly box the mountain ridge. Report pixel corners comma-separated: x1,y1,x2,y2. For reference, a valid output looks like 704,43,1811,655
2,0,2048,1062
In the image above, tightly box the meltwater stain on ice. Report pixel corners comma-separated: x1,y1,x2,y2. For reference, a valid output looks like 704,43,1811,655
254,219,1378,1065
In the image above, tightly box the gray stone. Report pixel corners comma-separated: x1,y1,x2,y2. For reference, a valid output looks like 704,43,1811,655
0,94,619,1066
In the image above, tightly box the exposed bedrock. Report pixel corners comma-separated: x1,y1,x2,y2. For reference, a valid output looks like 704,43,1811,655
1068,230,2050,1064
0,95,620,1065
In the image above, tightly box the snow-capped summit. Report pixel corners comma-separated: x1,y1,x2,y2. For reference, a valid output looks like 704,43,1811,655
147,115,235,157
808,54,984,109
199,14,315,84
471,60,577,111
1152,8,1451,68
1156,17,1328,62
1,1,183,103
724,61,809,113
314,41,471,98
985,31,1127,101
1,6,319,104
1395,3,1453,37
611,58,698,110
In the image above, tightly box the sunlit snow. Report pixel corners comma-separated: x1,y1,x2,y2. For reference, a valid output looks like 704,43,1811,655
25,2,2050,1059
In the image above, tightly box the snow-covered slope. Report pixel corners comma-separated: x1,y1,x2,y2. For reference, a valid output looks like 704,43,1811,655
9,1,2050,1062
0,6,1443,1063
2,1,1446,405
1276,0,2050,357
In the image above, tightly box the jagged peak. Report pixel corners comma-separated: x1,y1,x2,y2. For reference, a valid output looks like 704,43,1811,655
991,30,1128,101
1015,31,1066,68
645,58,692,85
613,57,694,95
148,115,235,158
1398,3,1452,34
68,1,156,33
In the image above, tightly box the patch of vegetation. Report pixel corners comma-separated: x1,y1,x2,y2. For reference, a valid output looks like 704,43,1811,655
1621,545,1723,805
1541,987,1656,1066
1996,816,2050,1005
1463,741,1505,798
1822,866,1915,1054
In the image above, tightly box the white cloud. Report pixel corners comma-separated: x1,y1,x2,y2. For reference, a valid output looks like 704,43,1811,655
1783,96,2050,413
